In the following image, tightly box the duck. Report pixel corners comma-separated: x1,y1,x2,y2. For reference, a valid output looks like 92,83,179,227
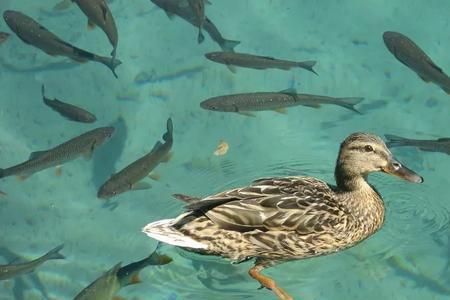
142,132,423,300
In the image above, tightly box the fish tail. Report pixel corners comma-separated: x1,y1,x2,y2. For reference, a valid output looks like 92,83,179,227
384,134,409,147
146,247,173,266
220,39,240,52
44,244,65,260
297,60,318,75
162,118,173,142
98,56,122,78
334,97,364,114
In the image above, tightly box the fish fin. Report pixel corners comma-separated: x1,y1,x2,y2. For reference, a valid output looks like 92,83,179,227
334,97,364,113
55,166,62,177
162,118,173,142
226,64,237,73
16,175,29,181
301,103,321,108
219,38,240,52
131,182,152,191
165,11,176,19
0,190,6,197
279,88,297,96
418,74,431,83
29,150,48,160
198,30,205,44
384,134,407,147
130,274,141,285
237,111,256,117
172,193,201,203
53,0,72,11
44,244,65,260
273,108,287,114
83,149,94,160
161,152,172,163
148,172,161,181
297,60,318,75
102,200,119,211
147,250,173,265
87,19,97,30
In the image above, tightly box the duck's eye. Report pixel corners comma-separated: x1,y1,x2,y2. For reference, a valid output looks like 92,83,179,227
364,145,374,152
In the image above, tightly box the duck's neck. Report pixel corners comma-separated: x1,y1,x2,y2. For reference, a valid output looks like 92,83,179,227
334,163,385,236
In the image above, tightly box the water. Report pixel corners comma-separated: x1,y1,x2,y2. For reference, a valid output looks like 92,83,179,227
0,0,449,299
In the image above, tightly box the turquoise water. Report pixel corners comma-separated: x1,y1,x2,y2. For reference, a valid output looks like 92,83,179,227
0,0,449,299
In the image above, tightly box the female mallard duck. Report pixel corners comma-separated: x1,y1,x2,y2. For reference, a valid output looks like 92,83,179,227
143,133,423,300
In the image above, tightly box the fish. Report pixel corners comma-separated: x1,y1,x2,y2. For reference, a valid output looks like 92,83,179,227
205,52,317,74
72,0,118,60
0,31,10,44
92,116,128,190
151,0,240,52
0,245,64,281
3,10,121,77
200,89,363,115
383,31,450,94
187,0,209,43
41,85,97,123
0,190,6,197
385,134,450,155
0,127,115,179
97,118,173,199
0,246,51,299
73,248,172,300
134,65,205,85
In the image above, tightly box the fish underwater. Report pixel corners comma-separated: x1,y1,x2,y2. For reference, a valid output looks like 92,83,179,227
0,127,115,179
187,0,209,43
72,0,119,60
151,0,240,52
0,245,64,281
97,118,173,199
200,89,363,115
385,134,450,155
41,85,97,123
0,246,51,299
73,249,173,300
3,10,121,77
383,31,450,94
205,51,317,74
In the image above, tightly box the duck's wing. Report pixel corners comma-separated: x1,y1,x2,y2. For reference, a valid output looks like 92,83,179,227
199,176,345,234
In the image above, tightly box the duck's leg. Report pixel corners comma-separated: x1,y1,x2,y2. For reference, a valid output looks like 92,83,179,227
249,264,294,300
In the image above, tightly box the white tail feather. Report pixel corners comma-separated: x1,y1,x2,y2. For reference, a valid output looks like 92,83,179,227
142,219,208,249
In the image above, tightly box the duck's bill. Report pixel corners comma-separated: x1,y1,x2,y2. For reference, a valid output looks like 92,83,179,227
382,157,423,183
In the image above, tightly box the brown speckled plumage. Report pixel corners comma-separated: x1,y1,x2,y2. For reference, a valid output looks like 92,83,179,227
143,132,423,300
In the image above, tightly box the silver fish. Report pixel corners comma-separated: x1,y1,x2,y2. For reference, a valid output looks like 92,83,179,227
73,0,118,60
383,31,450,94
385,134,450,155
0,245,64,280
151,0,239,51
3,10,121,77
74,249,172,300
97,118,173,199
205,52,317,74
42,85,97,123
0,246,51,299
0,127,115,179
200,89,363,114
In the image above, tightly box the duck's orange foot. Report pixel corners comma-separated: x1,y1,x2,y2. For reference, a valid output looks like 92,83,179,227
249,265,294,300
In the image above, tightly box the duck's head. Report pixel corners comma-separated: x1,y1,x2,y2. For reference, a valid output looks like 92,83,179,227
335,133,423,189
